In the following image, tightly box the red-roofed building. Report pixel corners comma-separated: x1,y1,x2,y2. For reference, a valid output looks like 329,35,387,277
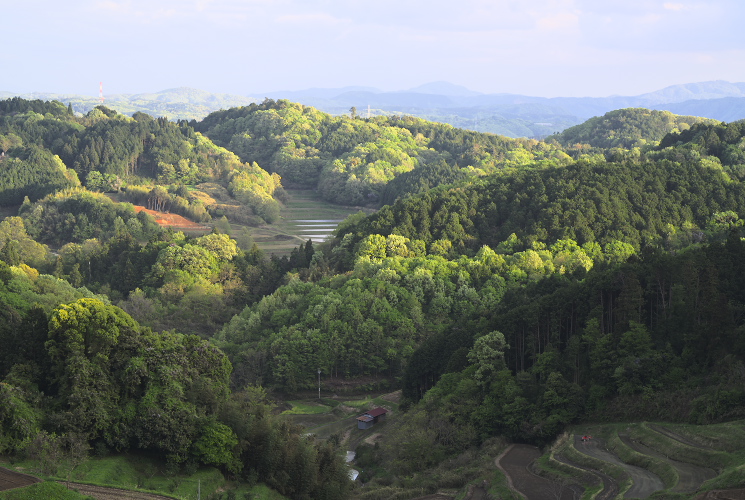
357,407,389,429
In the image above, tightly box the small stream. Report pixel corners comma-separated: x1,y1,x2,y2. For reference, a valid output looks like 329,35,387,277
346,451,359,480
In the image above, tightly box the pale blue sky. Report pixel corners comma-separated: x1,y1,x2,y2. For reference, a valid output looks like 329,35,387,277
3,0,744,98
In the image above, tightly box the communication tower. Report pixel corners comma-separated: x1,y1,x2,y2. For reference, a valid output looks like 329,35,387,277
99,82,105,103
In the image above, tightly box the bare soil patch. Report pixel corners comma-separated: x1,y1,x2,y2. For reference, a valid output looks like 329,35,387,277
498,444,577,500
573,435,664,498
363,433,382,446
0,467,41,491
133,206,209,231
381,390,402,404
554,452,618,500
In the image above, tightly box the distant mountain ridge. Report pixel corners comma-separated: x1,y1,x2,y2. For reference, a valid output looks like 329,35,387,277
0,87,258,121
2,80,744,137
254,79,745,137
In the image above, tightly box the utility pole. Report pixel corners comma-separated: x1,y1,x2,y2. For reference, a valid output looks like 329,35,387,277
317,369,321,400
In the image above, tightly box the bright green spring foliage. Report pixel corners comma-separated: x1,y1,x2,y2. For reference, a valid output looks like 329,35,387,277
551,108,717,149
228,162,283,223
0,262,351,497
195,99,573,206
45,297,234,465
0,98,285,227
335,158,745,258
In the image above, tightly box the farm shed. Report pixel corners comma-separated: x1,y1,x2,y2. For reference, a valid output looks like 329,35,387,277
357,407,389,430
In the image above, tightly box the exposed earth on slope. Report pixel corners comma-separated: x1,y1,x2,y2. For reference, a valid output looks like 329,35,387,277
132,206,209,231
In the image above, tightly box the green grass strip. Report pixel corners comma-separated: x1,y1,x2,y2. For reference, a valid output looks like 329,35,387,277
634,423,731,470
0,482,91,500
281,400,334,415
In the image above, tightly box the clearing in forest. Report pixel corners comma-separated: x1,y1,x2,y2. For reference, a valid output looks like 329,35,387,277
251,189,371,256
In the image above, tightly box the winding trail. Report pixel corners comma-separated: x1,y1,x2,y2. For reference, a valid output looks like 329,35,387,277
573,435,664,499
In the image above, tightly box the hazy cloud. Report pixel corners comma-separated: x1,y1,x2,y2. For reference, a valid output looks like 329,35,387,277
1,0,744,97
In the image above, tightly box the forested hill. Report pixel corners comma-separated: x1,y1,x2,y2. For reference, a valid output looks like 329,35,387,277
192,99,573,205
329,118,745,258
6,94,745,498
550,108,717,149
332,159,744,260
0,97,283,221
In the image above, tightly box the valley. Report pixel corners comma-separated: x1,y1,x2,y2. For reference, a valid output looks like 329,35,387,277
3,96,745,499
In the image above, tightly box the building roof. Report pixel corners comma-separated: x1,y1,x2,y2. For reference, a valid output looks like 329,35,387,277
365,407,389,418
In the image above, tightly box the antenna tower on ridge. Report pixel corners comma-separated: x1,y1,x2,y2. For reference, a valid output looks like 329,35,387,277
99,82,105,103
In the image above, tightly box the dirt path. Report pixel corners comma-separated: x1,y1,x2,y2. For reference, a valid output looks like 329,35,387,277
573,436,664,498
618,434,715,493
0,467,174,500
0,467,41,491
61,482,176,499
498,444,577,500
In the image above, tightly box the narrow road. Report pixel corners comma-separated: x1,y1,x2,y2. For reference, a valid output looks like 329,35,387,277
573,435,664,498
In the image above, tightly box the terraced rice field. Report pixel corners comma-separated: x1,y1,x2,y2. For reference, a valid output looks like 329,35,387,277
505,421,745,500
291,219,345,242
251,189,371,256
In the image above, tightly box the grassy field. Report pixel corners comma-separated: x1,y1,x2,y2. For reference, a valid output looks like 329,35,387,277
0,482,91,500
280,392,399,443
0,454,282,500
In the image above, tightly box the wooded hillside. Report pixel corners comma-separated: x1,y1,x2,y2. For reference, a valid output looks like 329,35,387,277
3,94,745,498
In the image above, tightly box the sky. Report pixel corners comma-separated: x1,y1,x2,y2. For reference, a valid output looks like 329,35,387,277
3,0,745,98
